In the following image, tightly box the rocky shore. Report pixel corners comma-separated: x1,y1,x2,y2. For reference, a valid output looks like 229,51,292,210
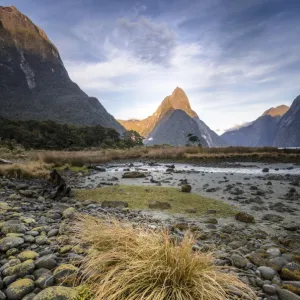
0,162,300,299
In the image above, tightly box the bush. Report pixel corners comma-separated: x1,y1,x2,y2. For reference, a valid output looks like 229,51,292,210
72,216,256,300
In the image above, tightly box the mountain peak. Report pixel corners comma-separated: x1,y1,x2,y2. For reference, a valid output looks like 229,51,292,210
163,87,197,118
0,5,57,59
262,105,289,117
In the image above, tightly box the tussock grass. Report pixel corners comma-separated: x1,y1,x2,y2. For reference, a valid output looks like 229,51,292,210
0,161,50,179
75,185,236,217
33,146,300,167
73,216,257,300
34,148,148,167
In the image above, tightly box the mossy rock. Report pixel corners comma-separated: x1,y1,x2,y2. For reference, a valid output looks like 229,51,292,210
32,286,78,300
281,263,300,281
6,248,19,256
235,212,255,223
2,259,35,277
0,236,24,251
20,217,36,224
17,250,39,261
6,278,34,300
282,283,300,295
63,207,76,219
60,245,73,254
73,245,85,255
53,264,79,285
122,171,146,178
35,235,50,245
181,184,192,193
1,220,26,234
76,285,94,300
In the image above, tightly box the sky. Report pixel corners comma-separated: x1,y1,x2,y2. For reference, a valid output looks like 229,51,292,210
2,0,300,133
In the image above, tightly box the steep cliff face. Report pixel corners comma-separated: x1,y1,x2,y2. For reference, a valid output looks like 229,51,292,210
144,110,208,146
119,87,226,147
0,6,124,132
221,105,289,147
274,96,300,147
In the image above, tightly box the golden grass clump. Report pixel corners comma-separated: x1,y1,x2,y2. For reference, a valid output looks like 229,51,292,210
0,161,50,179
73,216,257,300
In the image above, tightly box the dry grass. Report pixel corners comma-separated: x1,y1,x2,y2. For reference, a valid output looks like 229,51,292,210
75,185,236,217
0,161,50,179
73,216,257,300
32,146,300,167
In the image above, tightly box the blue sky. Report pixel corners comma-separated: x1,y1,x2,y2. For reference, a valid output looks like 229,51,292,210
2,0,300,133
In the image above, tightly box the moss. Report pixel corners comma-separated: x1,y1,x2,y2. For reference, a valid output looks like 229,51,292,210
53,264,79,285
75,185,237,217
73,245,85,255
60,245,73,254
7,278,34,293
0,202,10,211
32,286,78,300
281,268,300,281
3,259,35,277
282,284,300,295
76,285,94,300
17,250,39,261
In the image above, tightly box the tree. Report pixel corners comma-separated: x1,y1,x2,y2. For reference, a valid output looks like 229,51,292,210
186,133,202,147
122,130,144,147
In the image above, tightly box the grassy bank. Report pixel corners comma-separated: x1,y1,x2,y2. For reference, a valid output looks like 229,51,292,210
0,161,50,179
32,146,300,167
75,185,236,217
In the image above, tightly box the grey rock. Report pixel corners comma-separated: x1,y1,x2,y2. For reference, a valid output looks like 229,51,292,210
101,201,128,208
277,287,300,300
231,254,248,269
266,248,281,258
268,257,288,271
6,278,34,300
2,260,35,277
47,229,58,238
0,291,6,300
35,255,57,270
35,273,54,289
263,284,277,295
0,238,24,252
1,221,26,234
257,266,276,280
32,286,78,300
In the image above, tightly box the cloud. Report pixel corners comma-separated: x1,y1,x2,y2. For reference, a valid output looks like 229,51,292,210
12,0,300,132
116,16,177,65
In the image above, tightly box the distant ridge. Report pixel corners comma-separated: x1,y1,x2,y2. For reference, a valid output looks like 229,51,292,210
221,105,290,147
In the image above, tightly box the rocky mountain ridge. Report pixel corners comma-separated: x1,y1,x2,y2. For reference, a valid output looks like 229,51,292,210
274,96,300,147
221,104,292,147
0,6,124,133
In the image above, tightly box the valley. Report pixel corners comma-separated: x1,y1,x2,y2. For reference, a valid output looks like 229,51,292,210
0,3,300,300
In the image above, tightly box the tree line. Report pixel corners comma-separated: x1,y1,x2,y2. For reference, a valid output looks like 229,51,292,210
0,117,143,150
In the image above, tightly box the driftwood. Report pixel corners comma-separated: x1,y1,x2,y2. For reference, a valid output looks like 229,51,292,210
0,158,12,165
48,169,71,200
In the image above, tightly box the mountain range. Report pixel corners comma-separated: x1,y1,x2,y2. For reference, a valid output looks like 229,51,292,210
0,5,124,133
0,5,300,148
119,87,227,147
221,102,300,147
